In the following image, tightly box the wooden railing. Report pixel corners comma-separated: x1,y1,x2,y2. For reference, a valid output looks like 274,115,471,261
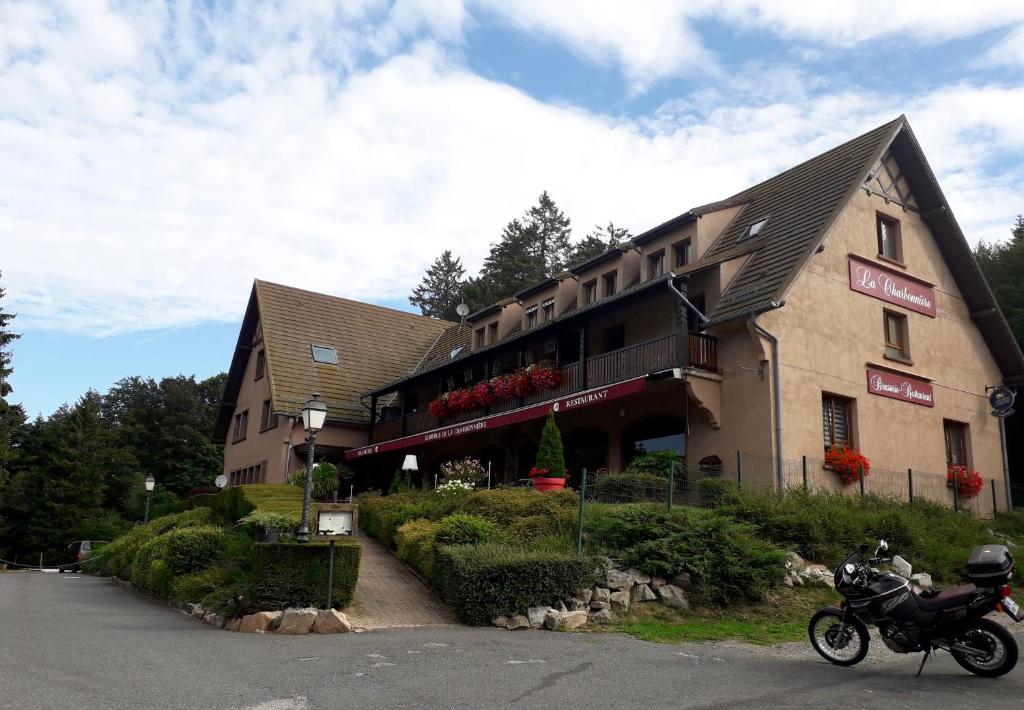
371,332,717,443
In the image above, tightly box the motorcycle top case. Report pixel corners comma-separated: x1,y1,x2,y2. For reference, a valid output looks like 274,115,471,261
966,544,1013,586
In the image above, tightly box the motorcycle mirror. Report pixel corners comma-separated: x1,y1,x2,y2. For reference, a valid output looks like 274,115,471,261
878,539,888,551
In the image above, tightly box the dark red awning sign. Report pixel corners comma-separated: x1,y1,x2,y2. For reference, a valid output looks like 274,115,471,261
866,367,934,407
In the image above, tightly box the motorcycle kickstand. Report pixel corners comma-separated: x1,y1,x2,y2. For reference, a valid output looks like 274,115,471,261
916,649,931,677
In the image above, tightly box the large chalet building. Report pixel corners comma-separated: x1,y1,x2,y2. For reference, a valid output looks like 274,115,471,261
214,117,1024,512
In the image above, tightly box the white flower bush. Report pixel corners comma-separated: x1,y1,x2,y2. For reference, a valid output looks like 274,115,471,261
437,478,474,495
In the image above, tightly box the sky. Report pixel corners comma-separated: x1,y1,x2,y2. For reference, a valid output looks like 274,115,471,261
3,0,1024,417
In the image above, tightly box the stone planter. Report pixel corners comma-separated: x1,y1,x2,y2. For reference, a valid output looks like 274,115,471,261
532,477,566,493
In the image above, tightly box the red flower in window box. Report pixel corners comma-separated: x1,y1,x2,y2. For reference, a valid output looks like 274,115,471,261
428,396,449,419
471,381,496,408
824,444,871,485
528,363,562,390
947,465,984,499
507,370,535,397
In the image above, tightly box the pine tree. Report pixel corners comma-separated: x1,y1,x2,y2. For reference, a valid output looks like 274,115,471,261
409,250,467,321
569,222,631,267
0,272,20,400
975,215,1024,350
471,218,548,309
534,412,565,477
525,191,573,274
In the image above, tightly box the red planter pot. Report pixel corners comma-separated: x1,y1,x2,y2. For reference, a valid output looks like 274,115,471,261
532,477,566,493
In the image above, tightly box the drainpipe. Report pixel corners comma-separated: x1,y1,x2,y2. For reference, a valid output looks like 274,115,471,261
667,275,708,326
751,314,784,493
999,415,1013,510
282,416,298,480
668,275,708,370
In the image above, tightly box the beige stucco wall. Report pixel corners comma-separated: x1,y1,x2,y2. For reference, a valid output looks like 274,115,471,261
695,204,746,258
760,189,1005,482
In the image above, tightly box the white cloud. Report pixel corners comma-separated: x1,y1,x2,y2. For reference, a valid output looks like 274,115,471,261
2,3,1023,337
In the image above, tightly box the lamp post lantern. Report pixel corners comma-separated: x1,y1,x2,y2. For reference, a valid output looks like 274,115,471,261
402,454,418,489
297,393,328,543
143,476,156,523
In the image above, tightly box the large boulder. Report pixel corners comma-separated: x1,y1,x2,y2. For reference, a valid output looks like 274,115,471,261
589,608,614,623
224,618,242,632
544,610,588,631
609,590,631,614
657,584,689,611
492,616,508,628
313,610,352,634
606,569,634,590
575,588,594,605
239,611,282,634
592,587,611,603
203,612,225,628
589,600,611,611
528,606,553,629
276,608,317,635
670,572,693,592
627,569,651,585
506,614,531,630
630,583,657,603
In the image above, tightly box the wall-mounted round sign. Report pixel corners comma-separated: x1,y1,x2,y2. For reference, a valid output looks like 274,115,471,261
989,386,1016,416
215,474,228,489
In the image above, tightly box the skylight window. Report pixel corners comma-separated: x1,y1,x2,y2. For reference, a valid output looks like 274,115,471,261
740,217,769,241
311,345,338,364
449,346,464,360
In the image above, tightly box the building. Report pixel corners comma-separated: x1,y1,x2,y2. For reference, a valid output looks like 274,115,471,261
216,117,1024,512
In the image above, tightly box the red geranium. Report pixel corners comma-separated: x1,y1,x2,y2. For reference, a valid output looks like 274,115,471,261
947,465,984,499
529,363,562,390
428,396,449,419
528,466,566,479
825,443,871,484
471,381,496,408
507,370,535,397
491,374,514,399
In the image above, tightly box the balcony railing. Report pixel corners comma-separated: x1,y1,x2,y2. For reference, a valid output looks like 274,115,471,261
371,331,717,443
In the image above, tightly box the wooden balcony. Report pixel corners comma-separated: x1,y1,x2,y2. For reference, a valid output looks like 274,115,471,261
371,331,717,443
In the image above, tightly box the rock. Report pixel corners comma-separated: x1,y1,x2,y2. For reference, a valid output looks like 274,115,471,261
276,608,317,635
627,568,652,585
801,564,835,589
555,600,569,613
670,573,693,592
313,609,352,634
506,614,530,630
544,610,588,631
657,584,689,611
606,569,635,590
575,588,594,605
191,605,207,620
589,600,611,611
651,577,666,589
787,552,806,571
239,611,282,634
592,587,611,603
630,583,657,603
204,612,225,628
910,573,933,589
783,574,794,587
566,598,588,612
528,606,553,628
609,590,631,613
224,618,241,632
589,608,614,623
492,615,508,628
596,556,615,571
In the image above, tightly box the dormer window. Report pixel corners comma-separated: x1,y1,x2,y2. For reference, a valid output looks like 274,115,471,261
673,239,692,268
449,346,464,360
602,271,617,297
648,251,665,278
311,345,338,364
488,322,498,343
526,306,538,329
541,299,555,322
583,280,597,305
739,217,769,242
475,327,485,348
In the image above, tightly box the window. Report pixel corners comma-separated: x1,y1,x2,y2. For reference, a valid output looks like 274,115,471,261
602,271,617,297
822,394,853,451
488,322,499,344
541,298,555,322
311,344,338,364
583,280,598,305
877,214,902,262
883,310,909,360
526,306,538,329
674,239,692,268
475,327,485,348
944,420,969,467
648,250,665,278
449,346,463,360
740,217,769,242
232,409,249,443
260,399,276,431
254,349,265,380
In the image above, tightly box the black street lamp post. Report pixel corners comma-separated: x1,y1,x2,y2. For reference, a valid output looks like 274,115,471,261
297,394,328,543
143,476,155,523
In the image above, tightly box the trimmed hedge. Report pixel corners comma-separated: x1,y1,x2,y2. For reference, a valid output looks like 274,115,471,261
434,514,499,547
91,508,214,578
130,526,228,597
395,519,439,580
253,541,360,610
434,543,598,625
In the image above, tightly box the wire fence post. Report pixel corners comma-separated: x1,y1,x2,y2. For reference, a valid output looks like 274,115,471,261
667,462,675,512
859,465,865,496
801,455,808,491
576,468,588,556
908,468,914,504
736,450,743,489
991,479,998,517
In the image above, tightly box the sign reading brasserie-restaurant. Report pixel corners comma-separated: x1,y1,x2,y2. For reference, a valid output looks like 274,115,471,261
848,255,936,317
866,367,934,407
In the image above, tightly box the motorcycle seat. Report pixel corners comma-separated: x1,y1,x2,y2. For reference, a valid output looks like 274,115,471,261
914,583,977,611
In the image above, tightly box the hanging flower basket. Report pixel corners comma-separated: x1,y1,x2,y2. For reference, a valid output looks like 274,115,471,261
824,443,870,485
947,465,984,499
427,362,562,418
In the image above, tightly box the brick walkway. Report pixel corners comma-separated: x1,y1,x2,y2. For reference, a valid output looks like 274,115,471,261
345,530,456,630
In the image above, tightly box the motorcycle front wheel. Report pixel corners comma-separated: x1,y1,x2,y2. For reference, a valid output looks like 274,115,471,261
950,618,1018,678
809,607,869,666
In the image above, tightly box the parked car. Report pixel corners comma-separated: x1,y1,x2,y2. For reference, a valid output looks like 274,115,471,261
60,541,103,572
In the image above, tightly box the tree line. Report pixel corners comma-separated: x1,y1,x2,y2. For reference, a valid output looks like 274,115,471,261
409,191,630,321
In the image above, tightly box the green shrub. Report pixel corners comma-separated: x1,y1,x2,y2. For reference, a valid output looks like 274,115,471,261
434,514,499,547
697,477,740,508
395,519,439,580
253,541,360,609
462,488,578,528
624,450,684,478
358,490,464,548
535,413,565,476
434,543,598,625
93,508,214,578
130,526,227,597
77,511,131,543
594,474,668,503
237,510,300,535
288,461,342,500
506,513,575,542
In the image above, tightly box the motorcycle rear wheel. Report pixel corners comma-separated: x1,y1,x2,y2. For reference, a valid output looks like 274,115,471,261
950,618,1018,678
809,607,869,666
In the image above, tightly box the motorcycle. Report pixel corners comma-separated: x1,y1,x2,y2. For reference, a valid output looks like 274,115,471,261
808,539,1020,677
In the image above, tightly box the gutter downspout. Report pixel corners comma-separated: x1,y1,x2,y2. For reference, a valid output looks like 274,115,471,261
667,275,709,326
999,415,1013,510
751,313,784,493
282,416,298,480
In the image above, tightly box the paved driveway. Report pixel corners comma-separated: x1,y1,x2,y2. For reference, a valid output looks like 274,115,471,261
2,572,1023,709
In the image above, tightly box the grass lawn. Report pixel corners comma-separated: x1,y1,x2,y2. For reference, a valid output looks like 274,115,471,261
586,587,839,645
238,484,305,518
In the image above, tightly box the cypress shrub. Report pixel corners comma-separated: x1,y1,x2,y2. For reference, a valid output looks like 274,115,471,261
534,413,565,476
434,543,598,625
253,541,361,609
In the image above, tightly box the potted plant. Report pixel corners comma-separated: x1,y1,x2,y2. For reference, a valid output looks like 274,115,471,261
239,511,300,543
530,412,567,492
947,465,984,499
824,443,870,485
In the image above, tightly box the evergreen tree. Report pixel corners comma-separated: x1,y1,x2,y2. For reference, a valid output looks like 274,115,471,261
0,272,20,401
0,271,21,490
569,222,631,267
409,250,467,321
974,215,1024,349
525,191,573,274
471,218,548,309
534,413,566,477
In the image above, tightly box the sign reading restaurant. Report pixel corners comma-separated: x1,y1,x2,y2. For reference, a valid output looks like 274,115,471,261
848,255,936,317
866,366,934,407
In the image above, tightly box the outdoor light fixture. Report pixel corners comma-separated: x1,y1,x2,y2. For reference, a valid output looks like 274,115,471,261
298,394,328,543
143,475,156,523
402,454,418,471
